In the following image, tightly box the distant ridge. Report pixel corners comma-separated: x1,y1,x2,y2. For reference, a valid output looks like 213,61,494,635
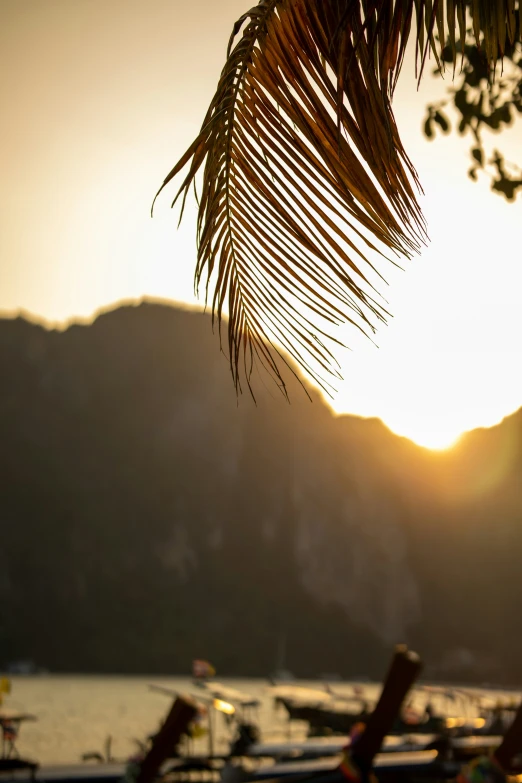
0,301,521,683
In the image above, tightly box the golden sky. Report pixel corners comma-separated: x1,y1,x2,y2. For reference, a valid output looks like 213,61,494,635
2,0,522,449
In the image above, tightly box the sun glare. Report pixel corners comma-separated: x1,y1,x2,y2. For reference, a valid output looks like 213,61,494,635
329,376,468,451
385,423,462,451
362,399,467,450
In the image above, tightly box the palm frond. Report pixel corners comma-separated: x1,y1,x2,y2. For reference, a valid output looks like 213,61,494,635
414,0,520,78
154,0,521,395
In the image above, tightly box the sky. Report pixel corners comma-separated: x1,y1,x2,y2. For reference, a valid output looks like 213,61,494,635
1,0,522,449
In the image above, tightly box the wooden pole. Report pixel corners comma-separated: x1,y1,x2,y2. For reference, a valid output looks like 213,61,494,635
136,696,197,783
494,698,522,771
350,645,422,775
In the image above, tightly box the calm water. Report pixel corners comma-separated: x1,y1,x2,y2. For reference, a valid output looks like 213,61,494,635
4,677,520,765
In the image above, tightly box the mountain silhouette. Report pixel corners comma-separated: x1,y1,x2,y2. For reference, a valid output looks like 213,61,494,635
0,301,520,682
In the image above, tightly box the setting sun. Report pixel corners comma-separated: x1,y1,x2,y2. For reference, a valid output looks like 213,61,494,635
328,383,466,450
379,420,462,451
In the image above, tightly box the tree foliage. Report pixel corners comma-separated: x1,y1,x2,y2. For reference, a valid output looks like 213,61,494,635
424,7,522,201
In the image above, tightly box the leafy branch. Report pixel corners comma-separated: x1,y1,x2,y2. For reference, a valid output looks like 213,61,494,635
424,20,522,201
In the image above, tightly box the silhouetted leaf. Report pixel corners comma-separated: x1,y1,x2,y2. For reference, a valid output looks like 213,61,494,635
492,177,520,200
424,117,434,138
433,110,450,133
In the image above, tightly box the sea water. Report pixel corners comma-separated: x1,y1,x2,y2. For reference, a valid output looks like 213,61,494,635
3,676,519,765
